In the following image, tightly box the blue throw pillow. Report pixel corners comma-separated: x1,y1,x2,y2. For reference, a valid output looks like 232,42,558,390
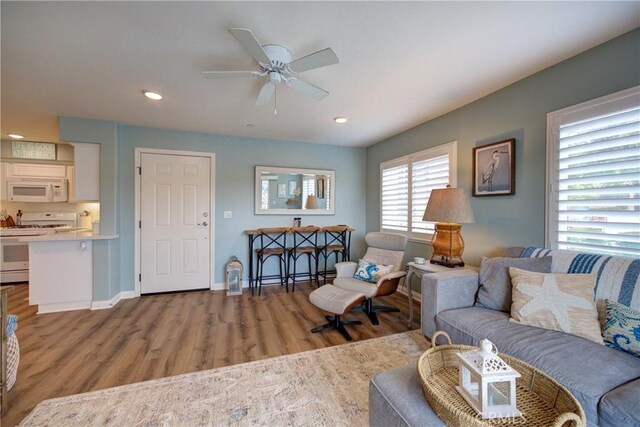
603,299,640,358
353,259,393,283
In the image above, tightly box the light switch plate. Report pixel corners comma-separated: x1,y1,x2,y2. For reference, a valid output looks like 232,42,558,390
223,211,232,219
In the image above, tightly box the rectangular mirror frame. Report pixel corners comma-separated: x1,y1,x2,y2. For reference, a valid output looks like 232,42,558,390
255,166,335,215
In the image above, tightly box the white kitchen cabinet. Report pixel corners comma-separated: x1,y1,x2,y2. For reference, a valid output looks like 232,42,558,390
69,142,100,202
10,163,67,178
28,239,93,313
0,162,9,201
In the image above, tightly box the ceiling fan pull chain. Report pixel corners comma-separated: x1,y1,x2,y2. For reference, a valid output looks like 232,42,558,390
274,85,278,116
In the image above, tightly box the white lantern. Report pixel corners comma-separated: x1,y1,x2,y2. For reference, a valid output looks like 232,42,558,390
225,257,243,296
455,339,521,419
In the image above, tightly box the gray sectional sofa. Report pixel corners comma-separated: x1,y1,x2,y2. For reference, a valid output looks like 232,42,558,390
369,248,640,427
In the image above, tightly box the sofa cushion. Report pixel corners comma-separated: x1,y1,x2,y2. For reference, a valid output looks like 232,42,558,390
599,378,640,427
436,307,640,426
475,256,552,312
603,299,640,358
369,365,445,427
509,268,603,344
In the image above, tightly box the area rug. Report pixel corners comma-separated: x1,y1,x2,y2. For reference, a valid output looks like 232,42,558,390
21,330,429,426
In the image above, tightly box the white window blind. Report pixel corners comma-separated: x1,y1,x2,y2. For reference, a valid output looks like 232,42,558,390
381,163,409,232
547,87,640,257
412,154,450,234
381,141,457,240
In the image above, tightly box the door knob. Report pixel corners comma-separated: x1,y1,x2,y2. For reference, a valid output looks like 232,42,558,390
198,221,208,227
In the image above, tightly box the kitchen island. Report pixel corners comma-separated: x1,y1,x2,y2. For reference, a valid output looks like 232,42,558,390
19,232,118,313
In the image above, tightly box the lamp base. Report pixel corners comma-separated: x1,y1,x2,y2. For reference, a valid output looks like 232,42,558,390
430,258,465,268
430,222,466,268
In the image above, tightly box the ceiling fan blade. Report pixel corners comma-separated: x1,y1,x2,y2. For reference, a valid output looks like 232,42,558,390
287,48,339,74
228,28,271,66
256,82,275,106
202,71,262,79
287,77,329,101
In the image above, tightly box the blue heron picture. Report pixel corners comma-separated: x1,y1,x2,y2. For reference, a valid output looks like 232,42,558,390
473,139,515,196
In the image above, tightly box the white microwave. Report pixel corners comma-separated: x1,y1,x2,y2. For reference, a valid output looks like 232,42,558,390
7,178,68,202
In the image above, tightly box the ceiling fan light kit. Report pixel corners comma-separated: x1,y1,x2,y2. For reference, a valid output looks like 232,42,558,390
203,28,339,112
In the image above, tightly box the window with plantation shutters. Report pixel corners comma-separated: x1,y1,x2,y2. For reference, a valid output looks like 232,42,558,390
547,87,640,257
381,141,457,240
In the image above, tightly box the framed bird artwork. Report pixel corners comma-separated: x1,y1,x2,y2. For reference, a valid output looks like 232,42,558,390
472,138,515,196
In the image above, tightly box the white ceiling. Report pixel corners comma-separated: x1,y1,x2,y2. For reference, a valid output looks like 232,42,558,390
2,2,638,147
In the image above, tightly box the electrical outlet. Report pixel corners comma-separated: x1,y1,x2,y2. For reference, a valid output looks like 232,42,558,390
224,211,232,219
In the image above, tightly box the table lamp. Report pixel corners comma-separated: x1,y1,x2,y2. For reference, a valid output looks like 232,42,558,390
422,185,475,267
305,195,318,209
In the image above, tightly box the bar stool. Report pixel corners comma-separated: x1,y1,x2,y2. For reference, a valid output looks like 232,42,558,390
255,227,289,296
315,225,352,286
287,226,320,292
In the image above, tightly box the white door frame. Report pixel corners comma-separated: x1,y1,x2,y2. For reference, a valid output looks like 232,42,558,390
134,147,216,296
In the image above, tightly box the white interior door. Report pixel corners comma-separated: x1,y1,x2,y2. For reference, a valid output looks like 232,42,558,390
140,153,211,294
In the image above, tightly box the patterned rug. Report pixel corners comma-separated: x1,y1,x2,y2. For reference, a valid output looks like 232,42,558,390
21,331,429,426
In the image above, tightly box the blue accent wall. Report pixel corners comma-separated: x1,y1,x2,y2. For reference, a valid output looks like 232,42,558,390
365,28,640,267
118,126,366,291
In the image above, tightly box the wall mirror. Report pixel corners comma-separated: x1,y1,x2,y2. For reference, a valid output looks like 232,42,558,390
255,166,335,215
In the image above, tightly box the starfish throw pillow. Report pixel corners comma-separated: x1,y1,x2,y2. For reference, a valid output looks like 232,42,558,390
509,268,603,344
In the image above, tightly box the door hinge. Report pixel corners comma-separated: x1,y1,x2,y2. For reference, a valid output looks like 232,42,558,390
138,166,141,175
139,220,141,228
139,273,142,282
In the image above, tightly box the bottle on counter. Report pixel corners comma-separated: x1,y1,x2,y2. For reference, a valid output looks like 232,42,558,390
16,210,23,227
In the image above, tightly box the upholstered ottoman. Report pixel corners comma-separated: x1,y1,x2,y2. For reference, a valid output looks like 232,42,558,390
309,285,365,341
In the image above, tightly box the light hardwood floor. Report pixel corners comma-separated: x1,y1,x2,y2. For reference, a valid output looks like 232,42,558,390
1,281,420,426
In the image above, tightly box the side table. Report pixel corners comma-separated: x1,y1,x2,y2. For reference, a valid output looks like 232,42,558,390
404,262,474,327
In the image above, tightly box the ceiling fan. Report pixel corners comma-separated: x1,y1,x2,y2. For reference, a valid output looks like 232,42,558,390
202,28,339,110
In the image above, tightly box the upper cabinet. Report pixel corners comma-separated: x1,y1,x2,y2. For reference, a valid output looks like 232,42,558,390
10,163,66,178
68,142,100,202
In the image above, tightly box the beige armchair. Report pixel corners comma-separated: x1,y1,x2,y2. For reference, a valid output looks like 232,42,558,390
333,232,408,325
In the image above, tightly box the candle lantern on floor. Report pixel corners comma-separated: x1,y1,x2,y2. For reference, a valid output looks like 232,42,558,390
455,339,521,419
225,256,243,296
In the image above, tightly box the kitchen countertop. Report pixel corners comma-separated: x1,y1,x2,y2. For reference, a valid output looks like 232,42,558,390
18,231,119,242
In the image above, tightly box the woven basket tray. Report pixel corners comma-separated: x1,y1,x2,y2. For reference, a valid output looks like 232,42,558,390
418,331,586,427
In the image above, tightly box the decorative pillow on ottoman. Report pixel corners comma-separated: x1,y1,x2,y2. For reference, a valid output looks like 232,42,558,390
475,256,553,312
353,259,393,283
509,268,603,344
603,299,640,358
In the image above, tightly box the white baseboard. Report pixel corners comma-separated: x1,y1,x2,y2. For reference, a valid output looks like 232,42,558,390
212,278,294,292
37,301,91,314
91,290,137,310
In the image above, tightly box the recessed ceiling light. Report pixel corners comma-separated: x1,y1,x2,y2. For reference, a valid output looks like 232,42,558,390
333,117,348,124
143,90,163,100
8,133,25,139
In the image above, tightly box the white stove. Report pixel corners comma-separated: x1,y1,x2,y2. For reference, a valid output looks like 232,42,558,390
1,212,78,283
0,212,78,237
